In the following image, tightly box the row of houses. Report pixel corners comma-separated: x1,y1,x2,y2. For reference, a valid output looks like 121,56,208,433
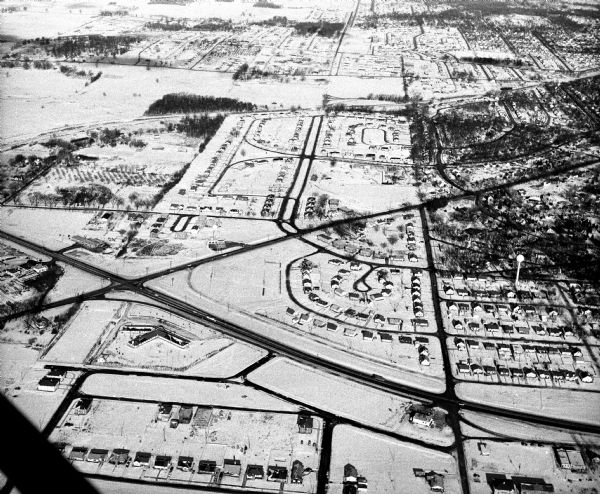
65,446,306,483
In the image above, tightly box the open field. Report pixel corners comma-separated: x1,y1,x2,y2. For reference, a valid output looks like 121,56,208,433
329,425,461,494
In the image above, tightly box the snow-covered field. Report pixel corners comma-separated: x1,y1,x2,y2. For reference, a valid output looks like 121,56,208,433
81,373,299,412
0,66,324,145
0,207,92,250
328,425,462,494
460,410,600,445
248,358,454,446
456,382,600,426
301,159,419,215
42,300,123,365
44,263,111,303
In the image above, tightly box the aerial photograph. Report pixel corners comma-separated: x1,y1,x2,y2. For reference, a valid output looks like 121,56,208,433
0,0,599,493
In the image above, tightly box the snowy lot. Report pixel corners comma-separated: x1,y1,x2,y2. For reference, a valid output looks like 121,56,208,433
460,410,600,446
0,340,80,430
328,425,462,494
299,159,419,220
42,300,123,365
0,207,93,250
80,374,298,412
456,382,600,426
44,263,110,303
248,358,453,446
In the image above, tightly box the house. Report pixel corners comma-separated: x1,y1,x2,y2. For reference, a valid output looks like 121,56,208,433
478,442,490,456
413,411,434,428
471,363,484,374
564,449,586,472
520,482,554,493
246,464,265,480
485,322,500,333
344,463,358,483
426,471,445,492
457,362,470,374
197,460,217,473
74,397,93,415
223,458,241,477
344,327,358,337
46,368,66,380
362,329,374,341
37,377,60,392
87,448,108,463
108,449,130,465
490,478,515,494
298,414,314,434
291,460,304,484
177,456,194,471
69,447,88,462
357,476,368,493
158,403,172,421
154,455,172,470
373,314,385,325
267,465,288,482
380,332,393,343
179,405,193,424
133,452,152,467
578,369,593,383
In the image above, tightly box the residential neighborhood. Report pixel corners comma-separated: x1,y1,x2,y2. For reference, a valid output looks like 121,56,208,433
0,0,599,493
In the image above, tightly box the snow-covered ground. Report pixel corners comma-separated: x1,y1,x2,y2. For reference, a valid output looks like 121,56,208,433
248,358,454,446
328,425,462,494
0,343,81,430
456,382,600,426
44,262,111,303
0,65,324,145
80,373,299,412
42,300,123,365
460,410,600,445
0,207,92,250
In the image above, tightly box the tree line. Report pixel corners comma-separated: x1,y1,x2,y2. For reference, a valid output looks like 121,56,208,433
145,94,255,115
